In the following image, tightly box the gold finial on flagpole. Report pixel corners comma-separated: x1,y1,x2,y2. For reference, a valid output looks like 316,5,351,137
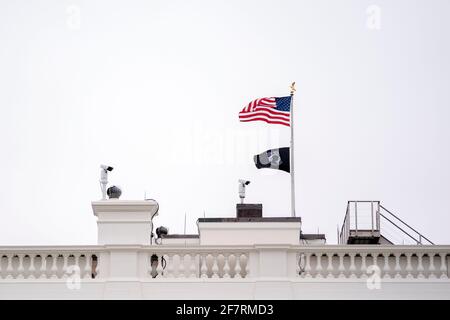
290,82,296,95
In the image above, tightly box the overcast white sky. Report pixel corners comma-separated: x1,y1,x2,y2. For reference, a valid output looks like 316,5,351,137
1,0,449,245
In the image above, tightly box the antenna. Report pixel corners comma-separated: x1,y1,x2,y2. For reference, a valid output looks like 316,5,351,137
184,212,187,235
203,210,206,218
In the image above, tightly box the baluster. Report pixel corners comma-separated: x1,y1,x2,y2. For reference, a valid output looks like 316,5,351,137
188,253,197,278
28,254,36,279
244,253,249,278
360,253,367,279
178,254,186,278
316,253,323,278
234,254,242,279
211,254,219,278
229,254,236,278
147,254,154,278
439,253,447,279
428,253,436,279
326,253,333,278
221,253,230,278
163,254,170,278
92,255,99,278
296,253,301,276
40,255,48,279
50,255,58,279
6,255,14,279
219,254,226,278
348,253,356,279
372,253,378,271
162,254,169,278
394,253,402,278
299,253,311,277
83,254,91,279
200,254,208,278
382,253,390,279
166,254,174,278
298,253,307,277
417,253,424,279
72,254,81,280
405,253,413,279
337,253,345,278
74,254,80,275
304,253,312,278
0,256,4,279
17,254,25,279
62,255,69,278
156,255,164,278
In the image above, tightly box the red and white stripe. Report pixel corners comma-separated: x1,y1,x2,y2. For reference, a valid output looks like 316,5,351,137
239,97,290,127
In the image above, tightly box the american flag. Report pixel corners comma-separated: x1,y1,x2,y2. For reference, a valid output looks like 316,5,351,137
239,96,291,127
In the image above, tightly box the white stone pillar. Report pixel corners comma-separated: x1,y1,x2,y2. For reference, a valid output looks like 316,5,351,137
92,200,159,299
92,200,158,245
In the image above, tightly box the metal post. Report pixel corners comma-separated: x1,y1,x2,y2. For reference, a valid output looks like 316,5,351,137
337,225,340,244
289,82,296,218
371,201,374,235
354,202,358,236
346,204,350,242
377,201,380,230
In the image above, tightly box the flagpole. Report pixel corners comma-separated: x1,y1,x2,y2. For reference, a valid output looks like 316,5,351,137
290,82,296,218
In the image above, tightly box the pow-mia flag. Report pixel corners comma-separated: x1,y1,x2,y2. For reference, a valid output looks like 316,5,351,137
253,147,290,173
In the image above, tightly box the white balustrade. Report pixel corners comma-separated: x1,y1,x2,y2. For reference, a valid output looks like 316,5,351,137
296,247,449,280
0,249,100,280
144,249,250,279
0,246,448,281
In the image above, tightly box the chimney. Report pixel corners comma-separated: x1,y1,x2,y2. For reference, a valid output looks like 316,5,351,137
236,203,263,218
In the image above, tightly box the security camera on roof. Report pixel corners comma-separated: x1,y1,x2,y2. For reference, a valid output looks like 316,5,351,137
238,179,251,203
100,164,114,171
99,164,114,200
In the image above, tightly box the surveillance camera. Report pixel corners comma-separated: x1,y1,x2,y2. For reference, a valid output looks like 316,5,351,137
100,164,114,171
239,179,250,185
99,164,114,200
238,179,250,204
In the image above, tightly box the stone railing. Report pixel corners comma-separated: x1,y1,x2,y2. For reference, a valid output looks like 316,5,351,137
1,245,449,281
0,247,101,280
143,247,251,279
295,246,450,280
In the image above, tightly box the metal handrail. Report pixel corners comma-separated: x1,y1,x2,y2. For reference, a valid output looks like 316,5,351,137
379,205,434,245
339,202,350,244
339,201,380,244
379,212,423,244
339,201,434,245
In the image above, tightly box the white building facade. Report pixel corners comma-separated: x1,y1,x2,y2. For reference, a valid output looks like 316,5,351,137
0,199,449,299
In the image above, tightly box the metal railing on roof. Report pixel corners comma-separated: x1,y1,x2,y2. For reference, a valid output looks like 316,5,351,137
339,201,434,245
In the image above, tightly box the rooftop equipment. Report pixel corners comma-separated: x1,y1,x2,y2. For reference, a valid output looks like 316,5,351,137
238,179,250,204
99,164,113,200
339,201,434,245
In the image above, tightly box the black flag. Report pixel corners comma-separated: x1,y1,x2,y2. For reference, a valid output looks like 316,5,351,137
254,147,290,173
